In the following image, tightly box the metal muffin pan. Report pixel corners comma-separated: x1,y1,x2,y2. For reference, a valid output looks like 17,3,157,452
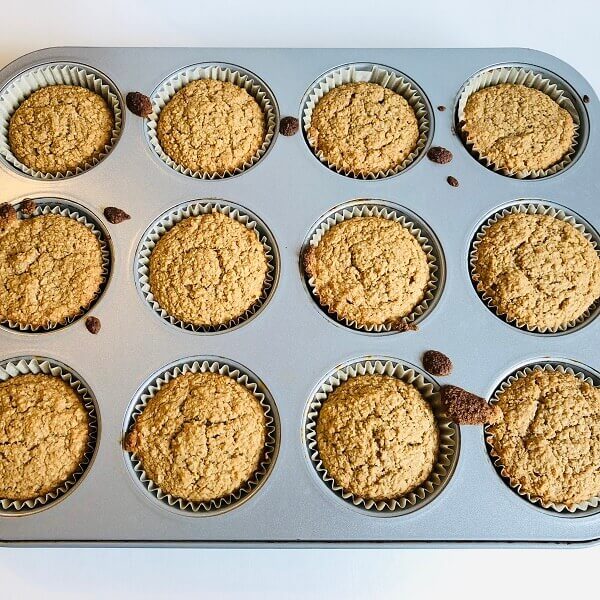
0,47,598,547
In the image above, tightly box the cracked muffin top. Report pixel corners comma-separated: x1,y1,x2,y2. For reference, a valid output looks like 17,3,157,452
125,371,266,503
472,212,600,330
0,373,90,501
488,369,600,507
157,79,266,175
8,85,114,175
316,374,439,501
462,83,575,173
0,209,104,328
304,216,430,328
307,82,420,175
149,211,268,327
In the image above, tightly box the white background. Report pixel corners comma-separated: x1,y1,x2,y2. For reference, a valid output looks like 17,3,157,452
1,1,598,597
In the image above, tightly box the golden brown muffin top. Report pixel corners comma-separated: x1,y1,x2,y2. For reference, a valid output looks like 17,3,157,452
473,212,600,330
149,211,268,327
463,83,574,173
157,79,266,175
316,374,439,501
126,372,266,503
8,85,114,175
489,370,600,507
0,373,89,501
308,82,420,175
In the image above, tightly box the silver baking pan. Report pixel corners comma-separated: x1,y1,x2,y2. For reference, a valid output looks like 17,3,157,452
0,47,598,547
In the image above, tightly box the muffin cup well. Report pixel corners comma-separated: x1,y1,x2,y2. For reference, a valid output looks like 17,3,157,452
305,358,458,515
0,62,122,179
136,200,277,333
469,202,600,334
124,358,278,515
146,63,278,179
304,202,440,333
0,357,98,515
302,63,431,179
457,65,581,179
0,199,111,333
485,362,600,514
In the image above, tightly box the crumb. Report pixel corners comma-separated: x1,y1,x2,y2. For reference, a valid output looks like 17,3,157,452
279,116,299,136
422,350,452,376
437,105,446,112
20,198,36,215
0,203,17,233
303,245,317,277
441,385,502,425
85,316,101,334
104,207,130,224
126,92,152,117
124,430,138,453
389,319,418,332
427,146,453,164
583,94,590,104
447,176,459,187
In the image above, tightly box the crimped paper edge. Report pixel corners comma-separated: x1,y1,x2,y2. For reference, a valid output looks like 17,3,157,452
302,63,431,179
485,363,600,513
0,357,98,513
470,203,599,333
125,359,277,514
137,201,276,333
305,359,457,513
305,203,439,332
0,62,122,179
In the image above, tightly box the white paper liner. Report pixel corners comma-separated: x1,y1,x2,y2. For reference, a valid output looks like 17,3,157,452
0,357,98,513
485,363,600,513
302,63,430,179
305,203,439,332
305,359,457,513
470,203,599,333
125,359,277,514
0,200,111,333
137,201,276,333
146,64,277,179
457,66,581,179
0,62,122,179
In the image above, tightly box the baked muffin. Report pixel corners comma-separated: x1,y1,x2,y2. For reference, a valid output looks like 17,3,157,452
473,212,600,330
149,211,268,327
157,79,266,175
0,206,104,328
8,85,114,175
489,369,600,507
304,216,430,328
316,374,439,500
0,374,89,501
462,83,575,173
125,372,266,502
307,82,420,175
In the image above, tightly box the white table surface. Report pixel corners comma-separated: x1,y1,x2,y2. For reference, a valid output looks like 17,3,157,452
1,1,598,597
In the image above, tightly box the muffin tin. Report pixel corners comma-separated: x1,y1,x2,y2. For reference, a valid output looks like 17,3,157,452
0,47,598,547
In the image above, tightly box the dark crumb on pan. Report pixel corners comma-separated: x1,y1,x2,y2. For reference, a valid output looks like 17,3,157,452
427,146,453,164
126,91,152,117
437,105,446,112
20,198,37,215
85,316,101,334
422,350,453,376
279,116,299,136
447,176,459,187
388,319,418,332
303,245,317,277
104,206,130,224
0,203,17,232
124,430,138,453
583,94,590,104
441,385,502,425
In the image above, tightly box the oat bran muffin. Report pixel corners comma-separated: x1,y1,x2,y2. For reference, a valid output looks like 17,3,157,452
462,83,575,173
0,373,89,501
316,374,439,501
157,79,266,175
308,82,420,175
9,85,114,175
0,208,104,328
473,212,600,330
304,216,430,328
149,211,268,327
489,369,600,507
125,372,266,503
